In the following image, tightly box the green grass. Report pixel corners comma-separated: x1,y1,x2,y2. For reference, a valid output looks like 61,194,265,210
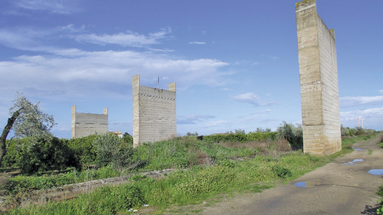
376,134,383,215
5,152,333,214
3,134,377,214
3,166,119,194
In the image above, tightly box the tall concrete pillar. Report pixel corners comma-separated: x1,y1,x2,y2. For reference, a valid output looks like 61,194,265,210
296,0,341,155
132,75,177,148
132,74,141,148
71,105,76,138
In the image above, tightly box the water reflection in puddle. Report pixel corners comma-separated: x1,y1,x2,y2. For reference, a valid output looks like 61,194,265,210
294,181,305,188
368,169,383,175
353,147,365,151
294,179,322,188
343,159,363,165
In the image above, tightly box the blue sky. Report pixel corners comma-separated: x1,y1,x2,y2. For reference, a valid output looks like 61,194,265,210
0,0,382,139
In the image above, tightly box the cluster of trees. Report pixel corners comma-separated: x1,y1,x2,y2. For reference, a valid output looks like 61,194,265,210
341,125,375,137
1,94,134,174
3,133,135,174
2,94,378,175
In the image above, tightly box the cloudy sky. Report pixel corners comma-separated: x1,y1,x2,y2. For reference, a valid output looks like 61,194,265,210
0,0,382,138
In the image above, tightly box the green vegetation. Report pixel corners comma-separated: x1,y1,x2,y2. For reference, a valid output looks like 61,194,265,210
376,135,383,215
3,166,119,194
0,122,378,214
7,152,332,214
378,185,383,215
2,130,377,214
1,93,55,167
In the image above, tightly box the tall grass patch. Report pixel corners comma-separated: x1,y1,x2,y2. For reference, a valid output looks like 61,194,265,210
8,151,332,214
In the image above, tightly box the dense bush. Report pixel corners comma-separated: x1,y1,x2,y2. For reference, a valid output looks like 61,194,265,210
122,132,133,144
67,134,98,167
276,121,303,150
1,138,29,168
203,131,278,143
93,133,134,169
17,137,78,174
341,125,377,137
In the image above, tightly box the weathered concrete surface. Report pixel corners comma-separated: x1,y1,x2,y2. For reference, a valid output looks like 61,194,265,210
71,105,108,138
132,74,176,148
296,0,341,155
200,134,383,215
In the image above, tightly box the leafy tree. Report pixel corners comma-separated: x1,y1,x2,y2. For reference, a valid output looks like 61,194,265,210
186,132,198,136
276,121,303,149
0,93,55,165
234,129,245,134
122,132,133,144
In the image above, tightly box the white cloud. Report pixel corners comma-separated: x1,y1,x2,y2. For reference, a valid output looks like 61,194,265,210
177,115,215,125
0,49,228,100
233,93,261,105
340,95,383,107
0,28,54,51
233,93,278,107
379,90,383,94
60,24,85,33
0,26,84,51
340,107,383,129
341,107,383,121
0,27,170,51
234,60,259,66
75,28,171,47
200,120,229,128
13,0,79,14
189,42,206,45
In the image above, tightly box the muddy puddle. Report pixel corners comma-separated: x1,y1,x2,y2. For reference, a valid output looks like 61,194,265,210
294,179,321,188
343,159,363,165
368,169,383,175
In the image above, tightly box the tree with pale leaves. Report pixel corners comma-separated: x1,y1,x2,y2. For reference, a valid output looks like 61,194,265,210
0,93,55,165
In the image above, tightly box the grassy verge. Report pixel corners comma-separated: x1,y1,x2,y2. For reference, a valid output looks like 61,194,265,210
3,166,119,194
376,134,383,215
2,138,288,193
5,134,376,214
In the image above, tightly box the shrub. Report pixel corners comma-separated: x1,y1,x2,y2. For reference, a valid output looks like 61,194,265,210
67,134,98,167
122,132,133,144
276,121,303,150
1,138,29,168
17,137,78,174
93,133,133,169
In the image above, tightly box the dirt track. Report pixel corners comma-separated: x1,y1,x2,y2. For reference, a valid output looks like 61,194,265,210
201,134,383,215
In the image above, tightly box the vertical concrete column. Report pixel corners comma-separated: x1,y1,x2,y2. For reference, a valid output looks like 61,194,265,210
103,108,108,132
132,75,177,148
296,0,341,155
132,74,140,148
71,105,76,139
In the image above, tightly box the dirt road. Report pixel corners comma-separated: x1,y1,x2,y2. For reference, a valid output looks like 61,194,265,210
202,134,383,215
